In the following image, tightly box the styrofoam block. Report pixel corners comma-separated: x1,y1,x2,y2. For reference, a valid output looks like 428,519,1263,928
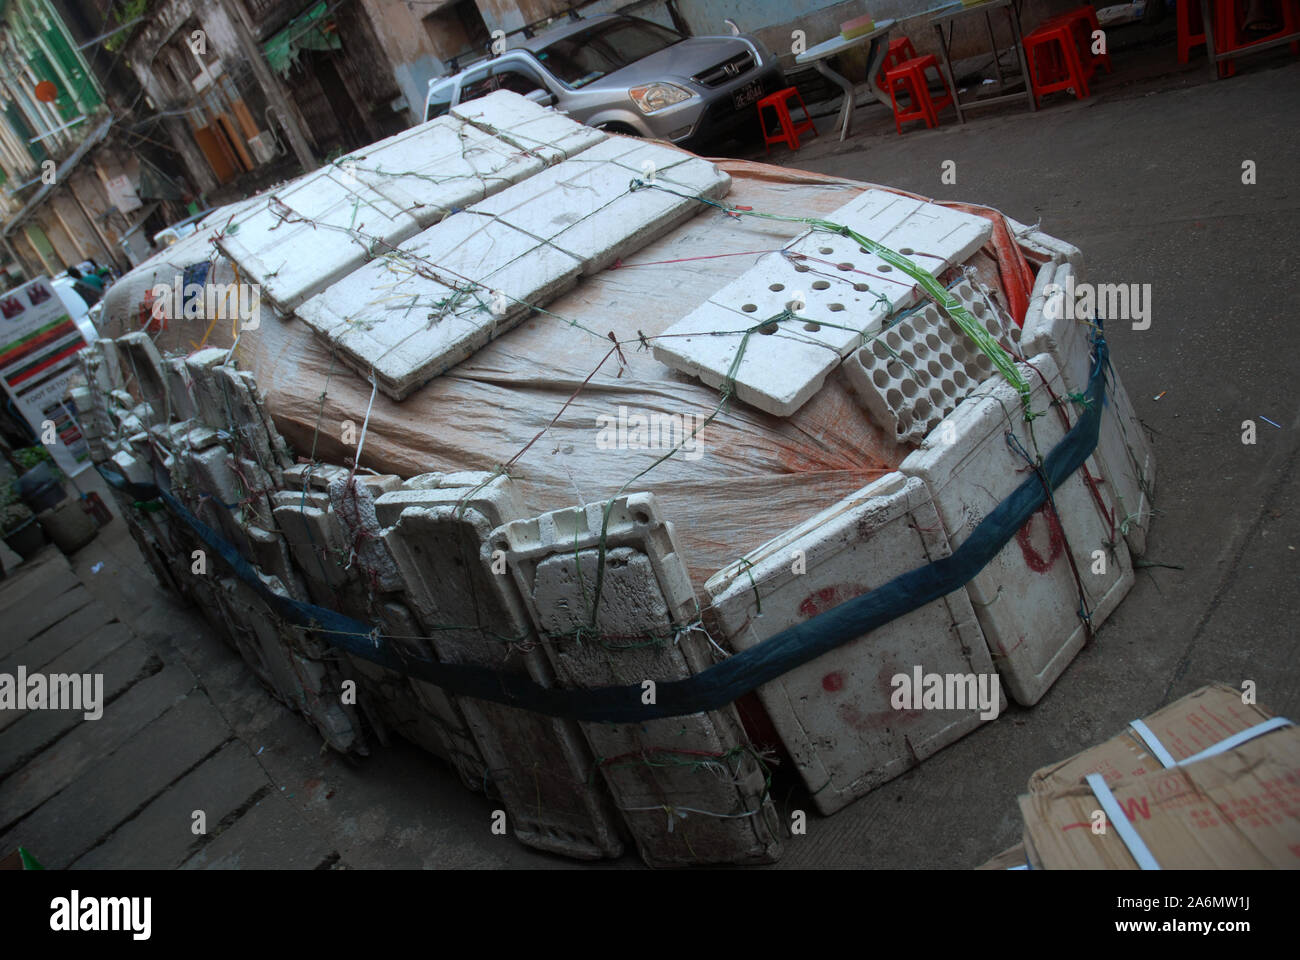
283,462,350,491
467,137,731,276
842,279,1023,444
818,188,992,273
497,493,781,867
115,332,171,416
451,89,606,163
216,116,547,311
1021,263,1155,555
246,524,309,603
1002,215,1084,269
901,353,1135,706
327,474,403,592
380,477,624,859
271,492,349,593
653,193,990,417
296,211,582,399
706,473,1002,814
373,599,487,791
164,357,198,421
372,471,500,527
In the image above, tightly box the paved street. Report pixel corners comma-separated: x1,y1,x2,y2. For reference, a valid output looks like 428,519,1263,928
2,45,1296,870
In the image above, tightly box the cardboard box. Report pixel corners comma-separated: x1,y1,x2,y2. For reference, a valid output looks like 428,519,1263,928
975,842,1030,870
1030,684,1277,794
1019,725,1300,869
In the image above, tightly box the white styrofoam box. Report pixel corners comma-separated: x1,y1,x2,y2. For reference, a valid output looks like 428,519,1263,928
378,475,625,859
115,332,170,417
706,473,1001,815
373,598,488,792
467,137,731,276
1001,215,1084,269
842,279,1023,443
1021,263,1155,555
216,116,549,311
901,353,1135,706
497,493,781,867
295,210,583,399
271,490,348,596
451,89,606,163
327,475,403,592
652,190,991,417
215,574,365,755
283,462,350,491
164,357,198,421
246,523,310,603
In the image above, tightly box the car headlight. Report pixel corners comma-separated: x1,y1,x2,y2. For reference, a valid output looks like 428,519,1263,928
629,82,691,114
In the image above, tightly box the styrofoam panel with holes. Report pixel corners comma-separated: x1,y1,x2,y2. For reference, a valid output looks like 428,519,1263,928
451,89,607,163
901,353,1135,706
497,494,781,867
467,137,731,275
378,475,624,859
1022,263,1155,555
842,279,1023,444
653,193,991,417
706,473,1001,814
295,211,582,400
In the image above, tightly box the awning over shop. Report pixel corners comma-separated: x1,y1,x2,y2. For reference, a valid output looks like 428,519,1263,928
263,1,342,78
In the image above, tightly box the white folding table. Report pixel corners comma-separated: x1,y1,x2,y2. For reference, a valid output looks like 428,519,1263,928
794,19,897,141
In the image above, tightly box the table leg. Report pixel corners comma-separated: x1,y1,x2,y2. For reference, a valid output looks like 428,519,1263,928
862,33,892,107
1008,3,1037,112
1200,0,1219,80
813,59,856,141
934,22,965,124
985,11,1006,88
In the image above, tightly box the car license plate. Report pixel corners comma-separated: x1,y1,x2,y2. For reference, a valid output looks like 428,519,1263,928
733,79,764,110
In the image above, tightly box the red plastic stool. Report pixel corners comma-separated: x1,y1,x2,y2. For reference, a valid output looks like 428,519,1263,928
1022,21,1092,105
1177,0,1207,61
1214,0,1300,77
1037,5,1112,78
876,35,919,88
884,55,954,134
757,86,817,152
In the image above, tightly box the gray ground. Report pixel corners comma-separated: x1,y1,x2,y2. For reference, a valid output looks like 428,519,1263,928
2,41,1296,869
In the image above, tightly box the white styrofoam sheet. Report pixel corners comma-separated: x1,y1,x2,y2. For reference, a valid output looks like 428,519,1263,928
451,89,606,163
901,352,1135,706
707,472,1002,815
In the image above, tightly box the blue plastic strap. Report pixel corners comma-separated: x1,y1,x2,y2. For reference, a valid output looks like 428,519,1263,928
102,328,1111,723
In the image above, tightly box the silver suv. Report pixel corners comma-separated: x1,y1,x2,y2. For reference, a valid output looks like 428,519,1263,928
423,14,784,148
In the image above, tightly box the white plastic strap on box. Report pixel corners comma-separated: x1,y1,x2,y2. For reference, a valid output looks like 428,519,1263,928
1085,772,1161,870
1130,716,1292,770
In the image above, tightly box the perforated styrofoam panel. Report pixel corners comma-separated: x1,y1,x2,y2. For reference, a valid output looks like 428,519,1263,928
496,493,781,867
376,474,625,860
653,189,992,417
706,473,1002,815
1021,262,1155,555
901,352,1135,706
842,279,1023,444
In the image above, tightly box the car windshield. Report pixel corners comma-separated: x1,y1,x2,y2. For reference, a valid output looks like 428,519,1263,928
426,82,454,121
536,18,682,88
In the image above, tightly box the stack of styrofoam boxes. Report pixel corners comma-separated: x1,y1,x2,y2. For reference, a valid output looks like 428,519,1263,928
840,279,1023,443
652,188,992,416
216,91,606,314
295,136,732,400
1021,259,1155,555
496,494,781,866
706,474,1003,813
900,353,1135,705
374,474,625,859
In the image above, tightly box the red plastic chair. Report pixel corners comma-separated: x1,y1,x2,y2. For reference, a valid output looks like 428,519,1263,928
876,36,919,88
1213,0,1300,77
757,86,817,152
884,55,955,134
1023,20,1092,104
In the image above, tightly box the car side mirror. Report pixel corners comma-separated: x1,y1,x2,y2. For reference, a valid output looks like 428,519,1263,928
525,89,556,107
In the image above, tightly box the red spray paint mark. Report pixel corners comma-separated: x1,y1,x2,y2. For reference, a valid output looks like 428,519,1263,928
822,672,844,692
1014,503,1066,573
799,583,869,618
